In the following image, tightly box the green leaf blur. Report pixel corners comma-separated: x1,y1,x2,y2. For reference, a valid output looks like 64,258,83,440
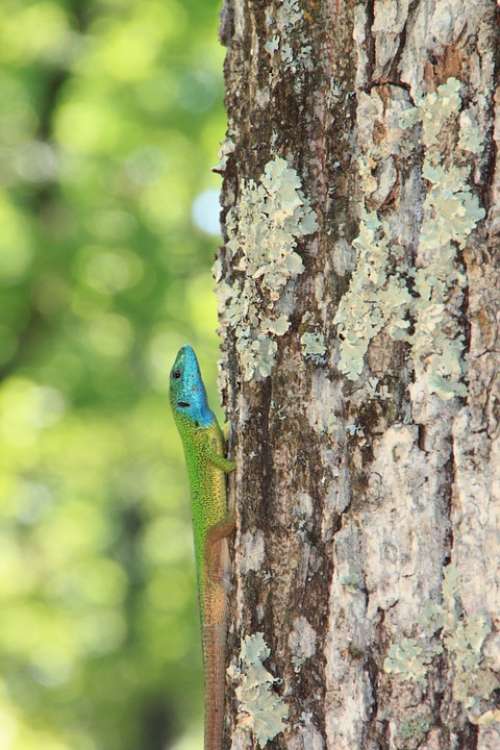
0,1,225,748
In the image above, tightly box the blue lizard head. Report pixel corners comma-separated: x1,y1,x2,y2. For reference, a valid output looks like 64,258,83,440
169,345,215,427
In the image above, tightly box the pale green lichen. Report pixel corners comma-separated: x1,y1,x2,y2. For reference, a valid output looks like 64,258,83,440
333,210,412,378
340,572,364,591
385,566,498,714
419,162,485,247
261,315,291,336
277,0,302,27
245,335,277,380
458,109,484,154
227,632,288,747
219,157,318,381
399,77,462,147
406,79,485,400
445,615,498,709
214,136,235,172
264,1,313,77
288,616,317,670
399,715,431,742
301,331,326,359
384,637,441,687
335,77,485,399
264,35,280,55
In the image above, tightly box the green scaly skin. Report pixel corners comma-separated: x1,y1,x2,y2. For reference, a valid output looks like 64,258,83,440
169,346,235,750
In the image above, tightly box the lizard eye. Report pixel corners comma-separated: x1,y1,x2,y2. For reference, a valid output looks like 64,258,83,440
177,401,190,408
172,370,181,379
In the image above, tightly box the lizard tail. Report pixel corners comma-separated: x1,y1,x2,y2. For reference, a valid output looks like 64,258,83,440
203,620,227,750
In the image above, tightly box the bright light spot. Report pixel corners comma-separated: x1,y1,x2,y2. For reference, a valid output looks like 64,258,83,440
78,245,144,294
85,313,133,358
191,189,220,236
14,140,59,182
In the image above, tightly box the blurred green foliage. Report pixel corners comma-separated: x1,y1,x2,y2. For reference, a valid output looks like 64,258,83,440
0,1,225,747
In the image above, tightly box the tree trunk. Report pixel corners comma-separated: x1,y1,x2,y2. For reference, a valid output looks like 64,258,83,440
216,1,499,748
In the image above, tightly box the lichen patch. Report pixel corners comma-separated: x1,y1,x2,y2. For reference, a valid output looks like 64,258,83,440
217,157,318,381
384,566,498,715
228,632,288,747
334,78,485,400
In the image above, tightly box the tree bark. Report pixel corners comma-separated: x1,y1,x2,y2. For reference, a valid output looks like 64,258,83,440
216,2,499,748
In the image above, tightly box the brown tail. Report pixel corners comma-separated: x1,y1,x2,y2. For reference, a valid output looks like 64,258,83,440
203,620,227,750
202,521,234,749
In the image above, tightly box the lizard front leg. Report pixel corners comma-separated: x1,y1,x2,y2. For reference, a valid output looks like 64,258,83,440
206,447,236,473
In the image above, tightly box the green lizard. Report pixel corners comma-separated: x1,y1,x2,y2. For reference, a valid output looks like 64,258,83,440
169,344,235,750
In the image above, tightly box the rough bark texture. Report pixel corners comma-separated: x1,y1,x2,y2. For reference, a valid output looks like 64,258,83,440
216,2,499,749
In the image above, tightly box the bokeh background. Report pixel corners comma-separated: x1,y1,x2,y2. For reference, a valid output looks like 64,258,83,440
0,1,226,747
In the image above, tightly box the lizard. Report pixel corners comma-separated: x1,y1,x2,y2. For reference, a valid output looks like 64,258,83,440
169,344,235,750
